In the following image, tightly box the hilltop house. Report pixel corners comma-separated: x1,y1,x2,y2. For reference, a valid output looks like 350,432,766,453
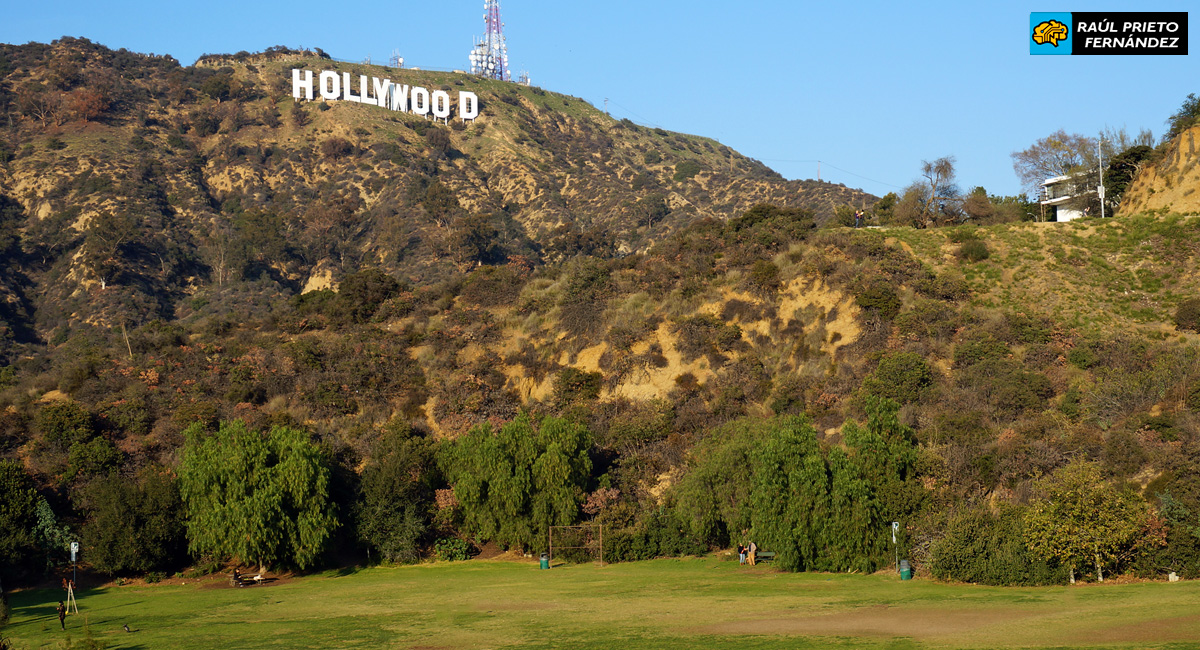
1040,173,1095,222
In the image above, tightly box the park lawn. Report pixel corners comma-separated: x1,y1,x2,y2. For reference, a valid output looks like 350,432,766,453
4,556,1200,650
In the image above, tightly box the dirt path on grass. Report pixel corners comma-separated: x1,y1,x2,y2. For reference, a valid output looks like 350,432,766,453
698,605,1039,638
697,604,1200,647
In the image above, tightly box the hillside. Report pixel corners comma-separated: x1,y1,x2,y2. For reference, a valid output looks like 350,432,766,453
0,38,872,341
1118,124,1200,216
3,38,1200,588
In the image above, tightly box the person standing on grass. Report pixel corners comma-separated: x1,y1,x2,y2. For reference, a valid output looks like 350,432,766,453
855,210,863,228
748,541,757,566
57,601,66,630
738,544,746,565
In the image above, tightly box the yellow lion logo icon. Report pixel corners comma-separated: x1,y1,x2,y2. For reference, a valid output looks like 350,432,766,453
1032,20,1069,46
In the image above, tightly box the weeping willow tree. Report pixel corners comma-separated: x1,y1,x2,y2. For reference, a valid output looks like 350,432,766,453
749,398,923,573
179,420,338,570
439,414,592,551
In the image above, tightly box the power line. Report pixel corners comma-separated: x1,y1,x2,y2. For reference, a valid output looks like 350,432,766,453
759,158,906,190
604,99,664,129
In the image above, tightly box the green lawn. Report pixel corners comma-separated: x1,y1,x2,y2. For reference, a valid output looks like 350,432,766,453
5,557,1200,650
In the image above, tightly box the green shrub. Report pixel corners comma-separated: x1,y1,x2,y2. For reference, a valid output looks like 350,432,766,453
553,367,603,404
145,571,165,583
672,315,744,366
1003,312,1052,344
953,335,1009,368
959,359,1053,419
66,437,121,481
1059,386,1083,420
861,352,933,404
747,260,780,295
1175,298,1200,333
948,227,980,244
915,272,971,301
433,537,470,562
957,239,990,262
672,160,701,182
895,300,957,339
1066,347,1096,369
604,510,707,563
854,282,901,320
643,150,662,165
356,424,439,564
37,401,95,451
929,505,1067,586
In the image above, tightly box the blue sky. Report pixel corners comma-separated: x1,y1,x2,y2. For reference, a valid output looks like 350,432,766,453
1,1,1193,198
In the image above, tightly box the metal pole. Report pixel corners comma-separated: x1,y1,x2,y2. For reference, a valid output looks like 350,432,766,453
1098,137,1106,219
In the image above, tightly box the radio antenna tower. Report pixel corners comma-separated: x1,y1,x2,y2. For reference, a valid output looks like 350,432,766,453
468,0,510,81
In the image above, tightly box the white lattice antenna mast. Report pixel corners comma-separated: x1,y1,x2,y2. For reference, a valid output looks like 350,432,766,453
469,0,510,80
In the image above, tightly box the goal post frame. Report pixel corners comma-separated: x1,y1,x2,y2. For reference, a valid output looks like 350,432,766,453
548,524,604,566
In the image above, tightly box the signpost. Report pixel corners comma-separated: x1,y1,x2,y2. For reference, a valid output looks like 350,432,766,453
67,542,79,614
892,522,900,573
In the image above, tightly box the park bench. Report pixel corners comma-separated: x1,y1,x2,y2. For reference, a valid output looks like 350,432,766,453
754,551,776,563
231,572,269,587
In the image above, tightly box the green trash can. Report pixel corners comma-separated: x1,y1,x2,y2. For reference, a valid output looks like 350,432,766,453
540,553,550,570
899,560,912,580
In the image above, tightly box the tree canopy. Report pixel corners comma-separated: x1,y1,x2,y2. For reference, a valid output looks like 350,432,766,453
1025,460,1150,583
179,420,338,569
439,414,592,551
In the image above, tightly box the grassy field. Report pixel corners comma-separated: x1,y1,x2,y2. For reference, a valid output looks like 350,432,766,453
4,556,1200,650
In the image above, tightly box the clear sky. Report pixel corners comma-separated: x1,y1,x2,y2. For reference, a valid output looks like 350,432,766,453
1,1,1193,198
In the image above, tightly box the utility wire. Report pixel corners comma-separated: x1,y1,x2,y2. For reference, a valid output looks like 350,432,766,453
759,158,907,190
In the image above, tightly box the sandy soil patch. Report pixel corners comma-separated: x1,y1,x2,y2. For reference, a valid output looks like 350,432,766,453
697,605,1039,639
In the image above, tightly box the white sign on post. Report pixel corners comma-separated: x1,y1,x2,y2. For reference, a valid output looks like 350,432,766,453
891,522,899,544
70,542,79,562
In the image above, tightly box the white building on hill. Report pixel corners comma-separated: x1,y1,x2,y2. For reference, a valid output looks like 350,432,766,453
1040,174,1094,222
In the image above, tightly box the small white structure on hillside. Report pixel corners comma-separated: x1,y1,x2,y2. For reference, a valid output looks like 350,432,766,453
1040,174,1093,222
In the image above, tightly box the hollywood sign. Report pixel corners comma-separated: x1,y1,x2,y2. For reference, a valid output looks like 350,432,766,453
291,69,480,121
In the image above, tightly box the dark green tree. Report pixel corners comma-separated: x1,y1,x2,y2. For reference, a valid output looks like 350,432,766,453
355,423,439,564
179,420,338,569
673,419,759,547
78,468,185,574
0,461,39,580
334,268,401,324
1164,93,1200,142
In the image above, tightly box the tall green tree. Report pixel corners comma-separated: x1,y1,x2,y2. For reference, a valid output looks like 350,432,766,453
0,461,39,583
440,415,592,551
747,402,923,573
1025,460,1150,583
673,420,759,547
78,468,185,574
179,420,338,569
750,416,829,572
355,422,439,564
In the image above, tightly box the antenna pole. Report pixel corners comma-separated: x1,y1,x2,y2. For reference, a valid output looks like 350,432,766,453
469,0,511,81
